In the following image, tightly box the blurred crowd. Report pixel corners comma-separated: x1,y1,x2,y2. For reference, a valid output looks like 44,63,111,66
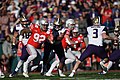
0,0,120,73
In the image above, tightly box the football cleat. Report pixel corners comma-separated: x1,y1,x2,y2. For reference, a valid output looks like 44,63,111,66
23,72,29,77
9,71,17,77
9,74,13,78
0,75,5,78
58,69,66,77
69,72,75,77
59,73,66,77
98,71,107,75
45,72,55,77
69,70,75,77
100,61,107,72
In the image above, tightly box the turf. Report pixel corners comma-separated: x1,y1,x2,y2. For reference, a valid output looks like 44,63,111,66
2,71,120,80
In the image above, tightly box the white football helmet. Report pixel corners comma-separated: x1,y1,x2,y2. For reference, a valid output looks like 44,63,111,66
66,19,75,29
40,19,48,31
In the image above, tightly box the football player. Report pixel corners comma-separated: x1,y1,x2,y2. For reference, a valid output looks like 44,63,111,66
69,17,115,77
9,17,31,77
45,19,75,76
45,19,86,77
42,18,67,77
22,19,49,77
68,28,86,76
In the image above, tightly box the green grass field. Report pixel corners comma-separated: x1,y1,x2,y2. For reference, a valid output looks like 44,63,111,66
2,70,120,80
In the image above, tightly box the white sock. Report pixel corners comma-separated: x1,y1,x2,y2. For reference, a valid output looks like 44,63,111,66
47,61,59,74
72,70,75,73
107,61,113,71
65,59,74,64
0,70,1,75
0,70,4,75
40,61,43,73
39,61,43,65
31,65,38,71
58,69,62,74
15,60,23,72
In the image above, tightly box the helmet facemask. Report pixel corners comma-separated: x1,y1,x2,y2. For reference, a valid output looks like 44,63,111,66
54,18,62,30
72,28,79,37
20,17,30,27
68,23,75,29
40,20,48,31
66,19,75,29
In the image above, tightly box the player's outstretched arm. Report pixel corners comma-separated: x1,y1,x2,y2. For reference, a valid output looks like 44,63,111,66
102,33,114,40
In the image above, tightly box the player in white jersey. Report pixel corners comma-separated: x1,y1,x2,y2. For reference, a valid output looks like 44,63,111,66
69,17,116,77
9,17,31,77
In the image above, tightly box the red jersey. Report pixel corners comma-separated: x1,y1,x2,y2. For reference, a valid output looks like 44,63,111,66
27,24,49,48
62,37,67,49
71,34,86,51
62,28,71,49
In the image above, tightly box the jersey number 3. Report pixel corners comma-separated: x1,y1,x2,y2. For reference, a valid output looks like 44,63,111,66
93,29,98,38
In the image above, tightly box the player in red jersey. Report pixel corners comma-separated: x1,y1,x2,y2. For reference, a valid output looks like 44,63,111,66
45,19,86,77
42,18,69,77
68,28,86,77
23,19,49,77
71,28,86,51
45,19,74,76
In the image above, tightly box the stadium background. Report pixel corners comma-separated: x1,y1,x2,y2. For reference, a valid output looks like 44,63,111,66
0,0,120,78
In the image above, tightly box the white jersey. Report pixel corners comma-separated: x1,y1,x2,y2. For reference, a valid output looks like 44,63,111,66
16,24,24,34
87,26,106,46
16,24,31,45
